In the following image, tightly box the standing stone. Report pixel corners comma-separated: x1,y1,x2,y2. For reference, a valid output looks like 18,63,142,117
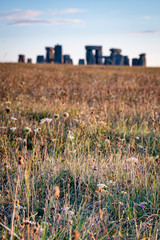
115,54,124,65
79,59,85,65
37,56,45,63
124,56,129,66
103,56,112,65
63,55,73,64
45,47,54,63
18,55,25,63
139,54,146,66
27,58,32,63
85,46,102,65
132,58,139,66
54,45,62,63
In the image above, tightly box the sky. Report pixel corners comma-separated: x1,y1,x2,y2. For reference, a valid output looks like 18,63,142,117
0,0,160,66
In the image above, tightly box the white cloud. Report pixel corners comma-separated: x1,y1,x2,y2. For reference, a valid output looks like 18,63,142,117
143,16,152,20
0,8,86,26
49,8,87,15
0,9,43,20
9,18,82,26
132,30,160,34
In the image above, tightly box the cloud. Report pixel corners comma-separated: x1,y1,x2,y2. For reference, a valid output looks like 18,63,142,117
143,16,152,20
9,19,82,26
49,8,87,15
132,30,160,34
0,9,43,20
0,8,86,26
141,16,159,20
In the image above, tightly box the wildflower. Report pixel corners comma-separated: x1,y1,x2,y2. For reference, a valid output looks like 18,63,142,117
121,191,127,195
61,205,70,211
5,101,11,104
98,120,105,125
53,114,59,120
68,134,74,140
126,157,138,163
34,128,41,132
73,230,80,240
63,112,69,118
53,186,60,198
135,136,139,140
139,145,143,149
68,210,75,215
25,127,31,133
11,117,17,121
23,220,36,226
106,180,116,186
97,184,107,188
140,201,147,205
10,127,16,131
40,118,52,124
120,138,125,141
105,139,110,143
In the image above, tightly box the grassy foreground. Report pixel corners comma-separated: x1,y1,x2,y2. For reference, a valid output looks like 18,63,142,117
0,63,160,240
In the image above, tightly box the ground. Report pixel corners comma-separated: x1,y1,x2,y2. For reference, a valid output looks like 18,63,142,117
0,63,160,239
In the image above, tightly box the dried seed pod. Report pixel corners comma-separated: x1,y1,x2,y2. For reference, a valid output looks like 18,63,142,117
18,156,24,166
53,186,60,198
73,230,80,240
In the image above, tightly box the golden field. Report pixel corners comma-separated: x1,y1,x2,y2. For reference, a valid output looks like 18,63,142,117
0,63,160,239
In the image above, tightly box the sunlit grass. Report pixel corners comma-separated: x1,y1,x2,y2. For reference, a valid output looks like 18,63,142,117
0,63,160,239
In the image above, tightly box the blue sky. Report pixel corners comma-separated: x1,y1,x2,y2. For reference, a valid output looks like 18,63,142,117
0,0,160,66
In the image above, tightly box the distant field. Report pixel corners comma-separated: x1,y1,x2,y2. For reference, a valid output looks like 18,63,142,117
0,63,160,239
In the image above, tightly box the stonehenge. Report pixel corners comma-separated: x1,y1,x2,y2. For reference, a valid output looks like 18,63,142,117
18,44,146,66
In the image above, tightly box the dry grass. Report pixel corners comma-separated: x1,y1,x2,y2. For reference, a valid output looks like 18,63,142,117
0,63,160,239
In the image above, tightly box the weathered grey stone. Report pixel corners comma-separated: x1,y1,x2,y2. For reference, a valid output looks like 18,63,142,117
79,59,85,65
18,55,25,63
85,46,102,65
27,58,32,63
37,56,45,63
132,58,139,66
115,54,124,65
124,56,129,66
139,53,146,66
103,56,113,65
45,47,54,63
54,45,62,63
63,55,73,64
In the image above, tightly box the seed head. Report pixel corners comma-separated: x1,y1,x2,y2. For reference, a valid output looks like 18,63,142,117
53,186,60,198
54,114,59,120
63,112,69,118
57,213,61,220
6,107,11,113
18,156,24,166
99,210,103,220
73,230,80,240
